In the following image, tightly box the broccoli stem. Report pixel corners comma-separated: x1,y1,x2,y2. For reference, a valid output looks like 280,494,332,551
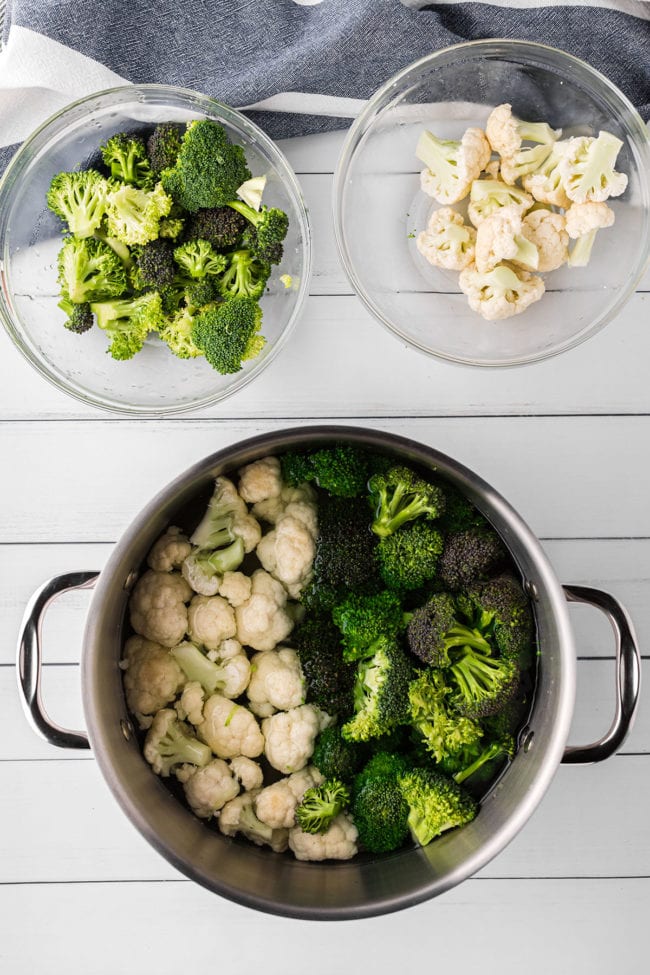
453,741,507,785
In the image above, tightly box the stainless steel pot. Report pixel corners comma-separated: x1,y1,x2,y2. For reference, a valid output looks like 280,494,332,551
17,426,641,920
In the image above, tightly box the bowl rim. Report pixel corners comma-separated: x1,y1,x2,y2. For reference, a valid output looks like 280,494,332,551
0,83,312,416
332,38,650,368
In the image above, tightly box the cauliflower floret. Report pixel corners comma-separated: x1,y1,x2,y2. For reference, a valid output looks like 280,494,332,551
217,571,253,607
559,131,628,204
565,201,615,267
146,526,192,573
262,704,332,774
218,790,289,852
467,179,533,228
417,127,491,205
238,456,283,504
256,515,316,599
416,206,476,271
235,569,294,652
120,635,186,728
172,640,251,699
521,209,569,272
474,205,539,273
459,262,545,321
129,570,192,647
499,143,554,186
190,476,261,555
255,766,324,829
175,758,240,819
288,812,358,862
197,693,264,759
485,103,561,158
175,680,206,725
143,708,212,776
253,483,318,540
187,594,237,650
522,140,572,208
246,647,306,718
229,756,264,791
181,556,221,597
232,509,262,554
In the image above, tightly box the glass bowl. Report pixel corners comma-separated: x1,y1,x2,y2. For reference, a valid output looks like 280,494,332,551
333,40,650,367
0,85,311,414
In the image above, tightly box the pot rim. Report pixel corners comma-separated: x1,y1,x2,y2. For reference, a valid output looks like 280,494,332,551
81,424,576,919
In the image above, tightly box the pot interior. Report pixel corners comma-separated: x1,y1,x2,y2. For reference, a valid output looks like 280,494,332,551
82,426,575,919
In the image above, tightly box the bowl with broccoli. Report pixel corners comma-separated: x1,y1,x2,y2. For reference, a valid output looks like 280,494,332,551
17,427,641,918
333,39,650,366
0,85,311,414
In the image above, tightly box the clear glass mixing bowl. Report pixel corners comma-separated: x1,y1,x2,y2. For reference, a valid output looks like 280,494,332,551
0,86,311,414
333,40,650,367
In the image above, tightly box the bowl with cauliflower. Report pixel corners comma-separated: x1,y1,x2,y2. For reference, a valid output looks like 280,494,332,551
333,39,650,366
16,427,641,917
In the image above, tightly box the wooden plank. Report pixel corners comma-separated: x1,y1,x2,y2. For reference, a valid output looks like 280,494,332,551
2,655,647,762
0,877,644,975
1,417,649,544
0,755,647,883
2,539,648,666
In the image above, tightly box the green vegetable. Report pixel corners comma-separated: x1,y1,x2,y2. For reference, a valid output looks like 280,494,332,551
369,464,446,537
191,296,265,374
352,757,410,853
105,181,173,246
173,239,227,279
408,668,484,764
47,169,109,238
146,122,184,173
295,779,350,834
158,306,204,359
341,636,413,743
57,297,94,334
183,206,247,250
399,767,478,846
332,589,405,662
293,614,356,719
131,239,176,291
377,521,444,590
90,291,165,360
161,120,251,211
438,528,506,591
311,725,367,782
228,201,289,265
57,235,127,304
101,132,153,188
219,249,270,300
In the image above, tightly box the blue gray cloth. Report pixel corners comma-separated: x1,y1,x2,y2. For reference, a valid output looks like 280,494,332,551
0,0,649,174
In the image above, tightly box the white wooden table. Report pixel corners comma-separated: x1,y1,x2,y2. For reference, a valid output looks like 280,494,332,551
0,128,647,974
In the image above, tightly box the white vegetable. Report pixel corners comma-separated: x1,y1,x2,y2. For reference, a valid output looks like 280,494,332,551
459,262,545,321
417,127,491,204
146,526,192,573
172,640,251,699
187,594,237,650
229,756,264,791
246,647,305,717
238,456,283,504
143,708,212,777
218,571,252,607
197,693,264,759
176,758,240,819
559,131,628,203
565,201,615,267
255,766,324,829
175,680,206,726
474,205,539,273
467,179,533,228
120,635,185,728
235,569,294,651
129,570,192,647
262,704,332,774
256,514,316,598
236,174,267,211
288,812,358,862
218,790,289,852
416,206,476,271
522,140,572,208
485,103,560,158
521,209,569,272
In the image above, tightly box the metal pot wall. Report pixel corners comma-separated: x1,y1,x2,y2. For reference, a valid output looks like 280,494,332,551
17,426,641,919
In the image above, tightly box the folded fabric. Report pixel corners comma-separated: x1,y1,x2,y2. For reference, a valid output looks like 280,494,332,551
0,0,648,174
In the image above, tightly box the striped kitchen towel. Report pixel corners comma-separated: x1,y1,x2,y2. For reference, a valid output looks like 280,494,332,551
0,0,648,173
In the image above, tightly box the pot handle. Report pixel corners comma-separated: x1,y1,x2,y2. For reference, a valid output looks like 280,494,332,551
17,571,99,750
561,585,641,765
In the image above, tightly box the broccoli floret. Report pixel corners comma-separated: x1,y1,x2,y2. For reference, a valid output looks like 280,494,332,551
398,766,478,846
90,291,165,360
173,239,228,279
191,296,265,375
146,122,184,174
219,249,270,300
161,120,251,212
183,206,247,249
158,216,185,240
228,201,289,265
377,521,444,591
105,181,173,246
332,590,405,662
131,238,176,291
369,465,445,538
406,592,492,667
293,613,356,719
435,482,487,534
295,779,350,834
158,305,204,359
438,527,507,591
449,644,520,720
57,235,127,304
311,444,370,497
456,575,535,665
170,640,243,694
351,752,410,853
57,297,94,334
408,668,483,763
341,636,413,743
281,450,317,488
306,493,382,611
311,725,367,782
185,277,220,309
47,169,109,238
101,132,153,187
